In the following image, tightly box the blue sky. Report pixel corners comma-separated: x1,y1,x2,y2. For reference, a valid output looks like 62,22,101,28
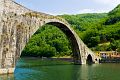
15,0,120,15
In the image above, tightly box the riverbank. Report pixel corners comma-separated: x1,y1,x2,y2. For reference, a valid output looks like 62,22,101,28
52,56,72,58
21,57,120,63
21,56,74,63
100,59,120,63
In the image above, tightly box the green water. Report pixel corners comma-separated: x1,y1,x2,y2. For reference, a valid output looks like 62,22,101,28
1,58,120,80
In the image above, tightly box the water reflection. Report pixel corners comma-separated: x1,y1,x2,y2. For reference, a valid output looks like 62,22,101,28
72,64,101,80
0,65,91,80
72,65,89,80
1,58,120,80
80,65,89,80
0,74,15,80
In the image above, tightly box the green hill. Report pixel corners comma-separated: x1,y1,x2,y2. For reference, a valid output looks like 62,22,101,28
61,4,120,51
108,4,120,16
105,4,120,25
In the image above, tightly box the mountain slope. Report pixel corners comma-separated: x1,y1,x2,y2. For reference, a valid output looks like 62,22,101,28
61,5,120,51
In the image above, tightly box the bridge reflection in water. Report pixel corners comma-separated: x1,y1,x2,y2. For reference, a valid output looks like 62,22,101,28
0,74,15,80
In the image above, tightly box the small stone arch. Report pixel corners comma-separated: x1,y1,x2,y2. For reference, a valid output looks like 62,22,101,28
86,54,93,64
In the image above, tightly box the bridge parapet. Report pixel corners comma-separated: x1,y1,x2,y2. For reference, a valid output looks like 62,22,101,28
0,0,69,26
22,12,69,25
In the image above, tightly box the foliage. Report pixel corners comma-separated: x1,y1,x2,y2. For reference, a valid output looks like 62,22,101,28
22,25,72,57
61,5,120,49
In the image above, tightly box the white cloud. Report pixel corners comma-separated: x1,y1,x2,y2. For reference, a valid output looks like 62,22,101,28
78,9,108,14
79,9,95,13
94,0,120,6
49,9,109,15
74,0,120,14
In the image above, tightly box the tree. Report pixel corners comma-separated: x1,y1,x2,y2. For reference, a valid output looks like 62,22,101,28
22,24,72,57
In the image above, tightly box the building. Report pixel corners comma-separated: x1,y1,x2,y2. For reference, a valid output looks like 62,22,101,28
95,51,120,59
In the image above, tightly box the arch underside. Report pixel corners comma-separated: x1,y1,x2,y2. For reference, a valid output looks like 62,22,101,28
47,22,81,64
86,54,93,64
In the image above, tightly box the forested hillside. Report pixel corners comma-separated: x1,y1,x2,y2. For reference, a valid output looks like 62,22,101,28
22,4,120,57
61,4,120,51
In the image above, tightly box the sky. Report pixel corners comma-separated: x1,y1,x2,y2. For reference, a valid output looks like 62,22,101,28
15,0,120,15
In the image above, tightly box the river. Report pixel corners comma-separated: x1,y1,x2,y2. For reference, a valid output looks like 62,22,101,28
0,58,120,80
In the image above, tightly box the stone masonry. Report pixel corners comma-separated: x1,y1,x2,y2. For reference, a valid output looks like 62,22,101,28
0,0,99,74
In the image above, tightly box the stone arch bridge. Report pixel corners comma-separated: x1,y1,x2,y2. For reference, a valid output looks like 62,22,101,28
0,0,99,74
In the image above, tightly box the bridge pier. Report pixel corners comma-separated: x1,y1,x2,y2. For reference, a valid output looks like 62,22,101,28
0,68,15,74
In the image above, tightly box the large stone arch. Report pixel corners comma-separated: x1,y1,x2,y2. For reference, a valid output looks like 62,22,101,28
0,13,99,74
15,18,82,65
